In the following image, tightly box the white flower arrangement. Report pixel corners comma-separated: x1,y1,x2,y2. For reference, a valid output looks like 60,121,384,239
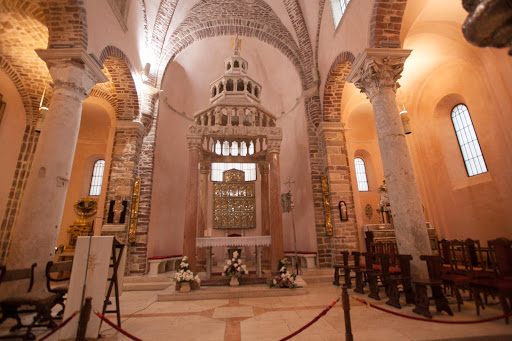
222,251,248,278
173,256,200,285
271,258,296,288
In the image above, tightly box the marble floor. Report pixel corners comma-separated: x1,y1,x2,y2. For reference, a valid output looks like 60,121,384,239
1,270,511,340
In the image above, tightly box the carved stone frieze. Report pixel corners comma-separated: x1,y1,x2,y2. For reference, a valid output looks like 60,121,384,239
188,124,282,139
346,48,412,101
462,0,512,55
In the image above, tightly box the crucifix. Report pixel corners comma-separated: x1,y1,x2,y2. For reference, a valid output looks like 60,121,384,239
283,176,301,275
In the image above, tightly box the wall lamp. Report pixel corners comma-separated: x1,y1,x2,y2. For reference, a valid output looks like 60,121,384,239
35,86,48,133
141,63,151,82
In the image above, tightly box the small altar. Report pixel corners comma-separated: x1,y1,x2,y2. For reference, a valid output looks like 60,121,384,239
196,236,271,279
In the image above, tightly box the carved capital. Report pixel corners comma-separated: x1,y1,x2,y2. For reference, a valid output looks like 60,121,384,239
346,48,411,101
187,131,203,151
199,161,211,174
258,161,270,175
266,136,282,154
36,48,108,101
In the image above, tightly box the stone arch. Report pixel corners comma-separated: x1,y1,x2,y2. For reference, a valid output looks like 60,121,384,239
157,0,305,88
369,0,407,47
99,46,140,120
323,52,355,122
46,0,88,49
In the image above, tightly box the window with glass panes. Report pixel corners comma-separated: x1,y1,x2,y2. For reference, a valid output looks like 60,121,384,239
354,158,369,191
89,160,105,196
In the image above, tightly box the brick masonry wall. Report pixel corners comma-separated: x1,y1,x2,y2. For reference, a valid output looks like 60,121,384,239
101,123,144,275
46,0,88,49
130,94,159,275
369,0,407,47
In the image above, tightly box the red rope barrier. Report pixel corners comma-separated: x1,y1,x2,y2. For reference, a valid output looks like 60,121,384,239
354,297,512,324
278,300,338,341
38,310,79,341
95,311,143,341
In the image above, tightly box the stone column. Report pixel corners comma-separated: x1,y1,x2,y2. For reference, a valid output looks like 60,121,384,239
183,132,202,271
197,161,211,270
346,48,431,279
6,48,107,290
267,136,284,272
258,161,271,268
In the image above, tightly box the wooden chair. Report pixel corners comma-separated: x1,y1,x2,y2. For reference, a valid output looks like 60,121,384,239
45,260,72,316
0,263,58,340
470,238,512,323
351,251,365,294
386,254,415,308
440,240,471,312
333,251,353,288
413,255,453,318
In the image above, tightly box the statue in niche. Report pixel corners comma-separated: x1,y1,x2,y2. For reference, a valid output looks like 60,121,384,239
378,180,393,225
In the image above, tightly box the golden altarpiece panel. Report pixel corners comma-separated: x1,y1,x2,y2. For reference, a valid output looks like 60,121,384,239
213,169,255,229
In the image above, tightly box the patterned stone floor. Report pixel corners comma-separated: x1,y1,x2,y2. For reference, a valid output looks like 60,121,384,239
1,272,511,340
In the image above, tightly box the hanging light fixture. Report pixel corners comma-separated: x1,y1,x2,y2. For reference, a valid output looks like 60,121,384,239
35,86,48,133
397,92,412,135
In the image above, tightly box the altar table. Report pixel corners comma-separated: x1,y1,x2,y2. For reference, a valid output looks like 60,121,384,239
196,236,272,278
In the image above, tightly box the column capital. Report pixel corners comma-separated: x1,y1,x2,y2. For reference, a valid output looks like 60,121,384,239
187,133,203,151
36,48,108,101
266,135,282,154
199,161,211,174
346,48,412,101
258,161,270,175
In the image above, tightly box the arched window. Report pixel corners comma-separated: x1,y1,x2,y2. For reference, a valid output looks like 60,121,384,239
89,159,105,196
354,158,369,191
451,104,487,176
329,0,352,28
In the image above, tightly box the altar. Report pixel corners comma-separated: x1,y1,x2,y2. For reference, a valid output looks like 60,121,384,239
196,236,271,279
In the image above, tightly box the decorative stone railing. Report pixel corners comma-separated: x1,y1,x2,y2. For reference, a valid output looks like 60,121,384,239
194,105,276,128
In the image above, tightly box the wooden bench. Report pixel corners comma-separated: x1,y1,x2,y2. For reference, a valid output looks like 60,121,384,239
147,255,182,276
284,251,318,269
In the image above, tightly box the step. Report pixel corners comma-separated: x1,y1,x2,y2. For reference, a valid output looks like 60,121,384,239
158,284,308,301
123,281,172,291
124,275,172,283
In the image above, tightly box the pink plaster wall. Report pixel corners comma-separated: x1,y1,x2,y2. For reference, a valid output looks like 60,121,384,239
0,70,25,218
398,0,512,243
148,36,317,257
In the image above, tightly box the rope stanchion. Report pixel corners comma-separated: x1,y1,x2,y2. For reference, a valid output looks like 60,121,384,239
353,296,512,324
278,298,339,341
95,311,143,341
38,310,79,341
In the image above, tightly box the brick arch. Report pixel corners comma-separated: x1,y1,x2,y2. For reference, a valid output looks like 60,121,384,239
99,46,140,120
0,56,33,126
46,0,88,49
369,0,407,47
323,52,355,122
0,1,52,123
157,0,305,88
89,86,119,116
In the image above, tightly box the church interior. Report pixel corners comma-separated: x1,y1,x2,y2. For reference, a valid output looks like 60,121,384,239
0,0,511,340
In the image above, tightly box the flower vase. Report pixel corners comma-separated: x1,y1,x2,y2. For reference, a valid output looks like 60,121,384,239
230,277,239,287
180,281,191,293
